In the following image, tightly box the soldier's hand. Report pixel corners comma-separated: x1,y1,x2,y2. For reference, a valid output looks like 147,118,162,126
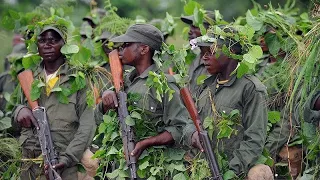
16,107,39,129
131,141,148,160
102,90,118,113
44,163,65,177
191,131,204,152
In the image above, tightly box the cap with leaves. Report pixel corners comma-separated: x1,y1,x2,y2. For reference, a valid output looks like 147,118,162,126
191,24,263,78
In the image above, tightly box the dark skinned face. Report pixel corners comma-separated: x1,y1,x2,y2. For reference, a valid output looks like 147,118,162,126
200,46,229,75
37,30,64,62
118,42,141,66
188,25,202,40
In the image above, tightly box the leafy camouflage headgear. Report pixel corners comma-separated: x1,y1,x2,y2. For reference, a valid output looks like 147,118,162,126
39,25,68,43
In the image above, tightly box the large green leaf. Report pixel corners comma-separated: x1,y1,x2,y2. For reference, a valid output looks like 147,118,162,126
264,33,281,57
267,111,281,124
246,10,263,31
60,44,79,54
0,117,12,131
173,173,186,180
183,1,201,15
236,62,249,78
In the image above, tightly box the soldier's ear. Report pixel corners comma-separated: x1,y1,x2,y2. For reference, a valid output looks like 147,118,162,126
140,45,150,55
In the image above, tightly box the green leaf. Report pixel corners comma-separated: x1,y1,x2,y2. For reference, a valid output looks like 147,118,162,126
173,173,186,180
268,111,281,124
131,111,141,120
92,149,105,158
246,10,263,31
57,92,69,104
106,146,118,156
236,62,249,78
98,123,107,134
196,75,207,85
166,12,174,24
223,170,236,180
139,161,149,170
250,45,263,59
31,80,42,101
8,10,20,19
51,87,62,92
184,1,201,15
125,116,135,126
164,148,186,161
229,109,240,118
22,54,41,69
264,33,281,57
203,116,213,129
60,44,79,54
147,176,156,180
174,164,187,171
1,16,15,30
106,169,119,179
0,117,12,131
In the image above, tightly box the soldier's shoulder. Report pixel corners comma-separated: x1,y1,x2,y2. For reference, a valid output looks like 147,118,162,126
243,74,266,92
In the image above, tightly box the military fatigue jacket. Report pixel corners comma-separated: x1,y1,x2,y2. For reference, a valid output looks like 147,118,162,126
188,54,209,96
304,91,320,124
95,64,195,146
12,63,96,168
195,74,268,175
0,72,16,112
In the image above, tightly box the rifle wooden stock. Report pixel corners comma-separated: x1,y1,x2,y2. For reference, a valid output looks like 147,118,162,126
180,87,222,180
18,70,61,180
109,49,123,93
108,49,137,179
17,70,39,109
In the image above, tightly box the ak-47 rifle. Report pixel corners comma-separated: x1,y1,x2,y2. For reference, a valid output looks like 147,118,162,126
180,87,223,180
18,70,61,180
109,49,137,180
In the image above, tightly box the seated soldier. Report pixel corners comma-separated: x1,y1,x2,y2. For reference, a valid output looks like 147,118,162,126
192,29,273,179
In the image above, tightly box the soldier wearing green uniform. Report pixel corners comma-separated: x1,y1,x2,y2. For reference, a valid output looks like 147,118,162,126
95,24,196,160
180,11,215,95
12,26,96,179
0,34,27,113
193,32,273,179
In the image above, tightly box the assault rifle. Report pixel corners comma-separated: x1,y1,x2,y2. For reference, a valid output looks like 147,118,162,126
180,87,223,180
109,50,137,179
18,70,61,180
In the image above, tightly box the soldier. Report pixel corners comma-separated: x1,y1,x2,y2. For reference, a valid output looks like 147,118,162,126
193,31,273,179
95,24,197,160
12,25,96,179
181,11,216,95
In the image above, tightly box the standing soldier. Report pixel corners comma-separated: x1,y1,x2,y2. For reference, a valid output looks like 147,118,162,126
12,25,96,179
180,11,216,95
95,23,197,162
192,29,273,179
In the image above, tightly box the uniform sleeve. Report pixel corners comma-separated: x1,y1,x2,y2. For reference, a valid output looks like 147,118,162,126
59,88,97,167
304,92,320,124
162,83,196,147
229,86,268,174
264,109,290,157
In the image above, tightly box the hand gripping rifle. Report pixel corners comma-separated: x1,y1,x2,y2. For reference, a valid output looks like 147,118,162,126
109,50,137,179
18,70,61,180
180,87,223,180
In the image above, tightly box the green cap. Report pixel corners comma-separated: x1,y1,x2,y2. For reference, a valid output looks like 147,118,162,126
40,25,67,43
97,31,114,41
80,21,92,36
110,24,164,51
181,10,215,26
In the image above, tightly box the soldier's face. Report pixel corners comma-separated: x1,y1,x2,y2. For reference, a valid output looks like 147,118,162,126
118,42,140,66
201,46,228,75
188,25,202,40
37,31,64,62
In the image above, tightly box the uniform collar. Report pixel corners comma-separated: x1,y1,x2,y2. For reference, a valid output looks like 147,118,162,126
34,61,69,84
128,64,159,82
204,73,237,87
